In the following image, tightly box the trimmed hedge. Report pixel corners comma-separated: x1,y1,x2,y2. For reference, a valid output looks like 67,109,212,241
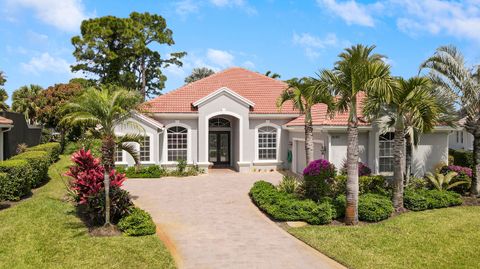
11,151,50,188
118,207,157,236
450,149,474,168
333,175,391,197
334,194,394,222
249,181,335,225
26,142,61,163
0,173,7,201
404,188,463,211
0,159,32,200
116,165,167,178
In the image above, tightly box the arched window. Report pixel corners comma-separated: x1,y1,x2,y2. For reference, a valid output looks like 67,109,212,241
258,126,278,160
209,117,231,128
167,126,188,162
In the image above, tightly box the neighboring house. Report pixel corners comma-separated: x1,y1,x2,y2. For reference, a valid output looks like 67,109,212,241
449,117,473,151
115,67,452,177
0,111,42,160
0,116,13,161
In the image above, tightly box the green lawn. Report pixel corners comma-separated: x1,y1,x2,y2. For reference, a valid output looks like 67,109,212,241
0,155,176,269
289,206,480,269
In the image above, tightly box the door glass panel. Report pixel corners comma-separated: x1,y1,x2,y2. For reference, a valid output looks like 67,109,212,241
219,133,229,162
209,133,217,162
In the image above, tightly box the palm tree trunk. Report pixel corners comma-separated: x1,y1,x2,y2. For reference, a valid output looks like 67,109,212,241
393,121,406,212
101,135,115,226
305,108,314,165
345,108,359,225
405,133,412,186
471,134,480,196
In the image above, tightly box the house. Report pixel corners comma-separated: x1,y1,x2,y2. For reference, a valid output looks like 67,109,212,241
449,117,473,151
115,67,452,176
0,111,42,160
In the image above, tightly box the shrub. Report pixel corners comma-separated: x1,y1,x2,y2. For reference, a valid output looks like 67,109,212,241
332,175,390,197
176,159,187,174
85,186,133,225
277,175,300,194
118,207,156,236
334,194,393,222
0,173,8,201
66,149,126,204
26,142,61,163
16,143,28,154
440,165,472,194
341,161,372,176
11,151,50,188
249,181,334,225
450,149,473,168
0,159,32,200
404,188,463,211
117,165,166,178
425,171,469,191
65,138,102,157
303,159,336,201
406,177,428,190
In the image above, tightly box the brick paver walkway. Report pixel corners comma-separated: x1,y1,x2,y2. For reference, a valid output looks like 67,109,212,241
124,171,345,269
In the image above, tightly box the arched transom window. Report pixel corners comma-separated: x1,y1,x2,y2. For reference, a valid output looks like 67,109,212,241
258,126,278,160
167,126,188,162
209,117,231,128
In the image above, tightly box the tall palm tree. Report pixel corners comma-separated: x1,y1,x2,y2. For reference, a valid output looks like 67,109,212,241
317,44,395,225
421,46,480,196
184,67,215,84
277,77,334,164
11,84,43,124
265,70,281,79
61,86,144,225
364,76,445,211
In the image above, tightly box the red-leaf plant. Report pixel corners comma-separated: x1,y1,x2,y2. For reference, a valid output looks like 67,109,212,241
66,149,126,204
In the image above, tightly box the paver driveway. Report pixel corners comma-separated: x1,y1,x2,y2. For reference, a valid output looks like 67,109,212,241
124,171,345,269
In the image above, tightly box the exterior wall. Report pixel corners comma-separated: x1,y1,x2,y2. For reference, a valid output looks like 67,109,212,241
289,131,328,174
449,129,473,151
1,111,41,159
412,131,450,176
327,131,370,170
157,119,198,165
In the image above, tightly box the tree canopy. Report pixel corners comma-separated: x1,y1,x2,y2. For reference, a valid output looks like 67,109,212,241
184,67,215,84
71,12,186,100
12,84,43,125
0,71,8,110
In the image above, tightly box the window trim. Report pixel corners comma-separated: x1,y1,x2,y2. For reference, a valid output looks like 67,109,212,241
162,122,192,165
378,132,394,173
138,135,153,164
254,122,281,162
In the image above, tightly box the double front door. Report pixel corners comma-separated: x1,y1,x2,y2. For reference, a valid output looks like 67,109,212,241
209,131,230,166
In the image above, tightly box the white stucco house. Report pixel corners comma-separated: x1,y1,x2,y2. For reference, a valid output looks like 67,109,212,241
449,117,473,151
115,67,452,176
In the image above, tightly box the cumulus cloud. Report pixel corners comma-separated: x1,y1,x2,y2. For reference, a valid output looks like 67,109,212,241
292,32,346,59
6,0,88,32
209,0,257,15
21,53,71,75
175,0,199,16
206,49,235,68
317,0,382,27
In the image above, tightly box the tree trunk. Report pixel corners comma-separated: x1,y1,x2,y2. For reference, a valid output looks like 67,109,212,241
305,109,314,165
405,133,412,186
141,57,146,101
472,134,480,196
101,135,115,226
345,109,359,225
393,121,406,212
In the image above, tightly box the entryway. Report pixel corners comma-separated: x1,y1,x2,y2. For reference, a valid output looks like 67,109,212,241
209,131,230,166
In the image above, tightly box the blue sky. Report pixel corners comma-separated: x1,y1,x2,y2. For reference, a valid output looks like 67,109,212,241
1,0,480,104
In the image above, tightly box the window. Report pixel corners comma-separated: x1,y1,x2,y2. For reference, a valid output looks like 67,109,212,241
379,132,394,173
167,126,188,162
114,145,123,163
209,117,230,128
456,131,460,143
258,126,277,160
139,136,150,162
461,131,464,144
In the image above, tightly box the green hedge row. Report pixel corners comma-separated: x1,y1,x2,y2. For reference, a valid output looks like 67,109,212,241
404,188,463,211
249,181,335,225
334,194,394,222
0,142,60,201
118,207,156,236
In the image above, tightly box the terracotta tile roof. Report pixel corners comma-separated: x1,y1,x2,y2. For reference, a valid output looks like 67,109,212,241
0,116,13,125
142,67,296,114
286,92,370,126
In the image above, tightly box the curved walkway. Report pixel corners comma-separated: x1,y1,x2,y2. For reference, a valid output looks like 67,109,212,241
124,171,345,269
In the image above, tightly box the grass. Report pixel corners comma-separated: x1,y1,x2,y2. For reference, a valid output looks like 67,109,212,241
289,206,480,269
0,155,176,269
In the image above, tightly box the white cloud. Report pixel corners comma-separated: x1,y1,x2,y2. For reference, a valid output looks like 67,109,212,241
175,0,199,16
21,53,71,75
292,32,346,60
317,0,381,27
242,60,255,69
209,0,257,15
7,0,88,32
206,49,235,68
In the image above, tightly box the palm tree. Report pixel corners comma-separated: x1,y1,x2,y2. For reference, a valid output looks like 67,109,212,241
421,46,480,196
61,86,144,225
11,84,43,124
0,89,8,111
277,77,334,164
184,67,215,84
0,71,6,86
317,44,395,225
265,70,281,79
364,76,445,211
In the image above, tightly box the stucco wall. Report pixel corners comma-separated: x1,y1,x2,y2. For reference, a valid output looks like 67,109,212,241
412,131,450,176
328,131,369,170
449,130,473,151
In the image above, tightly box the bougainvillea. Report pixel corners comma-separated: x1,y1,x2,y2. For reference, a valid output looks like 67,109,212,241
303,159,336,177
66,149,126,204
440,165,472,178
439,165,472,194
302,159,336,201
341,161,372,176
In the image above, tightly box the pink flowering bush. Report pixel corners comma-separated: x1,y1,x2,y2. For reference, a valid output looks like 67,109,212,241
302,159,336,201
440,165,472,194
66,149,126,204
341,161,372,176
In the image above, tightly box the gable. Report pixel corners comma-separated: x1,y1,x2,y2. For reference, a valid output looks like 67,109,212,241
192,87,255,108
